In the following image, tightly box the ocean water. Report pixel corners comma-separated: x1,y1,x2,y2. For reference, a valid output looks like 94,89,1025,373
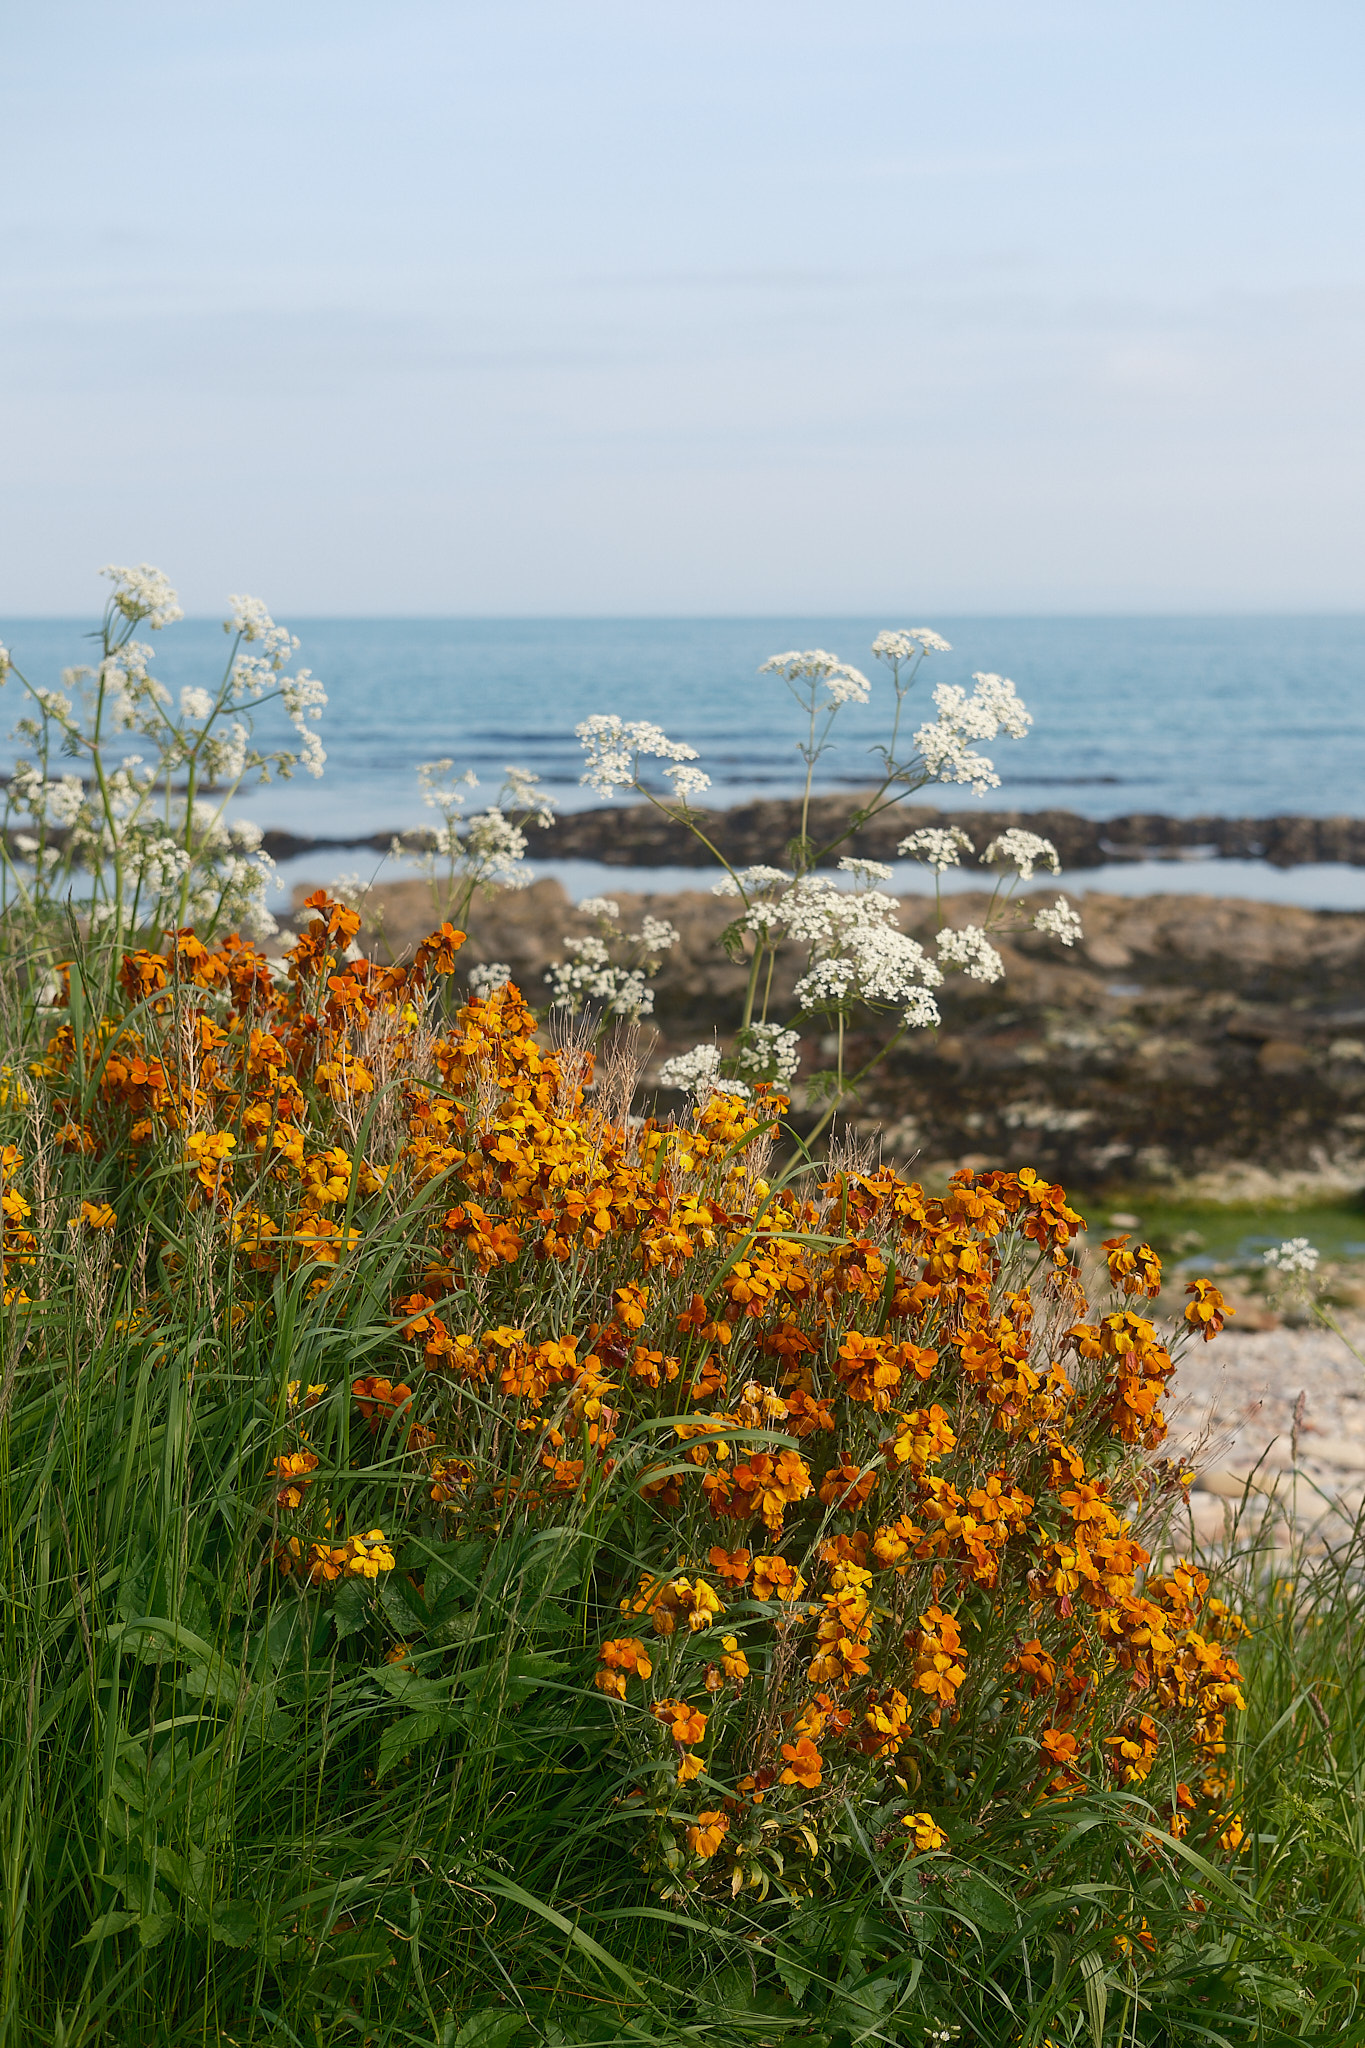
4,614,1364,905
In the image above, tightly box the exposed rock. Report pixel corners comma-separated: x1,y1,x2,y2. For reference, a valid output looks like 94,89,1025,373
296,875,1365,1198
260,800,1365,871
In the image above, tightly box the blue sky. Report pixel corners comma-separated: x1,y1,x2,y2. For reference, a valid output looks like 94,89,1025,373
3,0,1363,614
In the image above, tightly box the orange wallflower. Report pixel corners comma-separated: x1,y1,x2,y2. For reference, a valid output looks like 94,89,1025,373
687,1811,729,1859
779,1737,823,1788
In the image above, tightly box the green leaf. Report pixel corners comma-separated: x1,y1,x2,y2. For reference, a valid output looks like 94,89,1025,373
376,1710,448,1780
319,1926,395,1978
944,1871,1015,1933
378,1574,429,1635
1080,1947,1108,2048
446,2012,528,2048
331,1578,371,1641
774,1950,812,2007
79,1910,138,1944
210,1901,257,1948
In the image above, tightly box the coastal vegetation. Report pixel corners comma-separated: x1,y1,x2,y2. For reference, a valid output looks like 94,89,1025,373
0,574,1363,2043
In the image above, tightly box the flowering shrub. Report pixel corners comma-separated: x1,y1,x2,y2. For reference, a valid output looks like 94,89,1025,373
1,892,1247,1941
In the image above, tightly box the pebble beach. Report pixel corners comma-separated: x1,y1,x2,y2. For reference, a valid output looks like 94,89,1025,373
1168,1311,1365,1549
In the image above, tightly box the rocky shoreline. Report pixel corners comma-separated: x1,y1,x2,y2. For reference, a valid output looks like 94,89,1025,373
261,797,1365,869
315,874,1365,1201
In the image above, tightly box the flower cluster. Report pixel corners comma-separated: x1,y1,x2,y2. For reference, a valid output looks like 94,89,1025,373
914,674,1031,795
3,903,1244,1942
544,896,680,1024
405,758,557,927
572,629,1077,1134
1,567,324,942
575,716,708,802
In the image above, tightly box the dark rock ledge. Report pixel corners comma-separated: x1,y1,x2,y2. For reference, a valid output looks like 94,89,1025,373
257,799,1365,870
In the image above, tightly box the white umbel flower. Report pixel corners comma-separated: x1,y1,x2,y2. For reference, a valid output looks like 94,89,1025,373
637,915,679,955
872,628,952,661
1033,896,1083,947
936,923,1006,983
576,715,701,799
1264,1237,1319,1276
898,826,976,872
781,875,942,1025
664,762,711,802
712,865,791,897
469,962,512,996
984,829,1060,881
657,1043,751,1100
915,673,1031,795
759,649,871,705
735,1021,802,1084
101,563,183,628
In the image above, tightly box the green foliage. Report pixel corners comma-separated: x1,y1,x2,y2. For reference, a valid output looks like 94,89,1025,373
1,1267,1363,2043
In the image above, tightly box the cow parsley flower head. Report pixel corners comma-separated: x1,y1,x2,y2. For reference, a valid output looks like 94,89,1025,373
418,760,479,812
42,775,84,826
712,865,791,899
898,825,976,873
280,668,327,724
664,762,711,802
576,714,701,799
901,988,943,1030
463,807,530,886
984,829,1060,881
837,856,895,884
781,875,942,1025
1033,896,1083,947
1264,1237,1319,1277
936,924,1005,983
101,563,183,629
469,961,512,996
735,1021,802,1084
501,764,556,828
637,915,679,956
179,686,214,722
759,650,871,706
203,720,249,784
577,896,620,921
657,1043,750,1100
872,628,952,663
226,595,298,666
916,673,1031,795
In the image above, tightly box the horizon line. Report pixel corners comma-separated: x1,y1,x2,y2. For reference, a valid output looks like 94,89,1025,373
3,607,1365,624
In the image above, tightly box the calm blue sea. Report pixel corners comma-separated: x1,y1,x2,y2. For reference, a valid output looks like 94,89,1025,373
4,615,1363,905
